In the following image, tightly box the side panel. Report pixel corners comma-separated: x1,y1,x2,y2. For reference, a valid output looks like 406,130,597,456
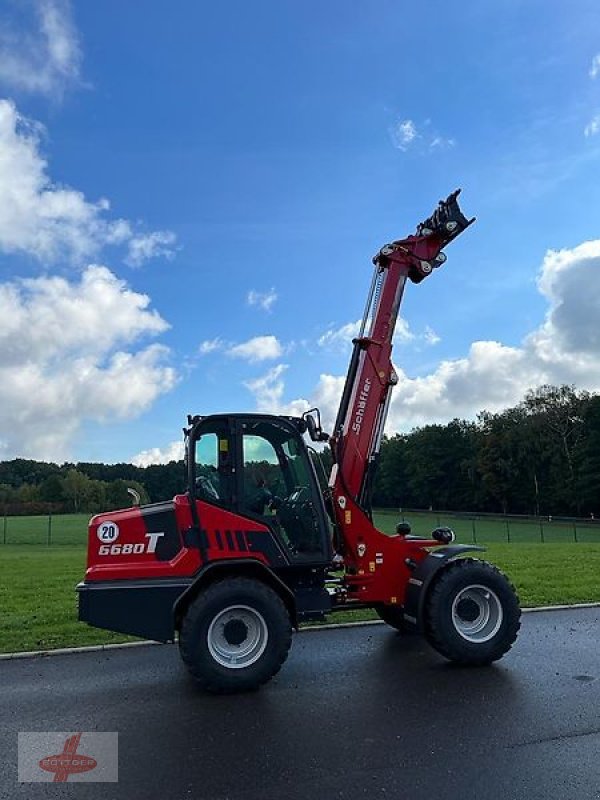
85,495,286,583
85,497,199,582
187,500,289,568
81,497,294,639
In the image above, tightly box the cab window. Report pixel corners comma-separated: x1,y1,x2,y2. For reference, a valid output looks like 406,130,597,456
194,426,232,507
242,435,284,515
240,420,326,561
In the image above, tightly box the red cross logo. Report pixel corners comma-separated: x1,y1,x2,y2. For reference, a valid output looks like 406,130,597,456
38,733,97,782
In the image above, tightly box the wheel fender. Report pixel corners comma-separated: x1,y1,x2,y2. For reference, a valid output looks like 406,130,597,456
173,558,298,629
402,545,485,632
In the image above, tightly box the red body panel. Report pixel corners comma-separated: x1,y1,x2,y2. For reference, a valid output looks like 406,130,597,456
332,493,438,605
85,494,275,582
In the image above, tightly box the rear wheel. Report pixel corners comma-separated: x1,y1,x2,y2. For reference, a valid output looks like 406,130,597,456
179,577,292,693
424,558,520,665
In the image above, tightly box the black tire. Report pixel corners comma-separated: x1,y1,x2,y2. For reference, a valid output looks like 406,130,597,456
179,577,292,693
375,605,417,634
424,558,520,665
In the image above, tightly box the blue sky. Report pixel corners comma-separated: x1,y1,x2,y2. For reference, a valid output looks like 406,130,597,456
1,0,600,464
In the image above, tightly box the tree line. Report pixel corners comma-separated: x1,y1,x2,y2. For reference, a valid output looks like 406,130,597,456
0,460,185,515
372,385,600,517
0,385,597,517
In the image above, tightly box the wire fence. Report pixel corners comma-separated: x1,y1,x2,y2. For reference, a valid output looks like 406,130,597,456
1,509,600,546
374,508,600,544
0,513,90,545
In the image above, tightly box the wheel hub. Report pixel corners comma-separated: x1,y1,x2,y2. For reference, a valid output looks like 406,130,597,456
456,597,480,623
207,605,269,669
223,619,248,646
451,584,503,643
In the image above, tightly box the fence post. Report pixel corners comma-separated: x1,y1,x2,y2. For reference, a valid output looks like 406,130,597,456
539,520,545,543
573,522,578,543
505,519,511,543
48,513,52,546
472,518,477,544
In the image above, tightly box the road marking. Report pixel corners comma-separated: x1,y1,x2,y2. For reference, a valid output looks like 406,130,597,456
1,602,599,660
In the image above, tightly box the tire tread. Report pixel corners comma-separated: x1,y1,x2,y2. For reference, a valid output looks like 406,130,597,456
424,558,521,665
179,576,292,693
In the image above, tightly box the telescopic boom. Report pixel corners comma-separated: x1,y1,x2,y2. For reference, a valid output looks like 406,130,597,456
329,190,474,512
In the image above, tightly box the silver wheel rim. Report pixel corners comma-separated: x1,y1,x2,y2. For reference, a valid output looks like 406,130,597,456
207,605,268,669
451,584,503,643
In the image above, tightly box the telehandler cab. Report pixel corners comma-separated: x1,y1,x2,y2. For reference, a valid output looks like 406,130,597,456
78,190,521,692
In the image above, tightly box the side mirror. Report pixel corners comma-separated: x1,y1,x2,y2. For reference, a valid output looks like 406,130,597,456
304,409,329,442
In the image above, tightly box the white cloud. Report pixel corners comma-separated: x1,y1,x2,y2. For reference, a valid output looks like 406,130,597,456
247,287,277,312
590,53,600,79
0,265,168,364
584,114,600,137
390,118,455,152
0,99,176,265
430,136,456,150
126,230,177,267
244,364,290,412
251,240,600,434
0,266,176,460
0,0,81,98
132,439,184,467
198,337,224,355
390,119,418,150
318,318,413,351
317,319,361,349
243,365,340,432
227,335,283,362
197,334,284,361
424,325,441,346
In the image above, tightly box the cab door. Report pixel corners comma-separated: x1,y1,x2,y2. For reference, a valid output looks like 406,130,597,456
234,417,332,565
193,418,234,509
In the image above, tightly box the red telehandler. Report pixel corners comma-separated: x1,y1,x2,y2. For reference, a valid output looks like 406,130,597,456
78,190,521,692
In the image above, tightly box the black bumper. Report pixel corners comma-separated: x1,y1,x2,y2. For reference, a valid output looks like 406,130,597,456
77,578,192,642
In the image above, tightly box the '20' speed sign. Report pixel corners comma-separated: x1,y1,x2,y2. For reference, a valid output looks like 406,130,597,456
97,521,120,543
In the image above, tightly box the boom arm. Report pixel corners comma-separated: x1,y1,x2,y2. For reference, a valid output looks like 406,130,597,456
329,190,474,511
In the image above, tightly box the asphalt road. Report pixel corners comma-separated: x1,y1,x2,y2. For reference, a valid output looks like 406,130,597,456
2,609,600,800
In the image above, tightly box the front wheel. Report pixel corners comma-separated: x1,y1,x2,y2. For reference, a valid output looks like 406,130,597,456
179,577,292,693
424,558,520,665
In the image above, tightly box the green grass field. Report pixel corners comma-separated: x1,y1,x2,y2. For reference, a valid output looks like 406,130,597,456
1,511,600,653
375,508,600,544
0,513,90,545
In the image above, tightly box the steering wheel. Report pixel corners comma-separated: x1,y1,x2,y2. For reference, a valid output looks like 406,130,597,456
294,485,311,502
